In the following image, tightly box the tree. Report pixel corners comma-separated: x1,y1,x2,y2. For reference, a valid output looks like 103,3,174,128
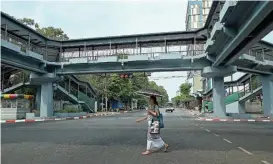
148,81,169,106
17,18,69,41
179,83,191,95
171,82,193,108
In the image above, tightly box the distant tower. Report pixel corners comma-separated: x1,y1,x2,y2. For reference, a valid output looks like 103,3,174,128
185,0,212,94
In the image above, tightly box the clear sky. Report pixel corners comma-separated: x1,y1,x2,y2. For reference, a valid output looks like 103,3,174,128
2,0,273,99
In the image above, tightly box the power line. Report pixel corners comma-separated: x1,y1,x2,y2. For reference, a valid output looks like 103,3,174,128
149,75,188,80
95,74,188,80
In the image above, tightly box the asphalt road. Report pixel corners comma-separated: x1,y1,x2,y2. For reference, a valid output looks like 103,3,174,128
2,109,273,164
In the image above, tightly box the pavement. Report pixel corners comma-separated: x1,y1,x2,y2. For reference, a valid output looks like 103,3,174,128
182,109,273,122
0,111,137,124
1,108,273,164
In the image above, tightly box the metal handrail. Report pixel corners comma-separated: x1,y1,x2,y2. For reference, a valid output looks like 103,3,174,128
239,81,262,98
2,30,206,62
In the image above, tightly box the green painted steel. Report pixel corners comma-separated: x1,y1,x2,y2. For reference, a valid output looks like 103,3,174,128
202,92,240,111
225,92,240,105
78,91,95,112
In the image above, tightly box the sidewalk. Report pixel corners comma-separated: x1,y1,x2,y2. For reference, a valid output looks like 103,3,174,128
181,108,273,123
1,112,121,124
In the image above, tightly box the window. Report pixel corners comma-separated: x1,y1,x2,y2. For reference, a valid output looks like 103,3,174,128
203,15,207,22
190,15,194,22
193,22,198,28
195,15,199,21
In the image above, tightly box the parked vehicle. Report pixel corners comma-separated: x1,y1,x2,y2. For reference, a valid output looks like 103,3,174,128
166,107,175,112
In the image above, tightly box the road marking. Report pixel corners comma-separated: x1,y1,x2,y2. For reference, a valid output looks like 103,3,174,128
205,129,211,132
248,119,255,122
212,133,219,137
238,147,253,155
261,160,271,164
15,120,25,122
223,138,232,143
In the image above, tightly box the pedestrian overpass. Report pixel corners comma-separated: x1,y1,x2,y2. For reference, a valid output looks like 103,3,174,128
1,1,273,118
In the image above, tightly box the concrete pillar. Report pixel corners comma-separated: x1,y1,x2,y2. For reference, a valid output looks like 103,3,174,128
238,102,246,113
40,82,53,117
35,86,41,110
212,76,226,117
95,101,98,113
261,75,273,117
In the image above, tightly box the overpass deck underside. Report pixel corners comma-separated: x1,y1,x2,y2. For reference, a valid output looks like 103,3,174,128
2,37,273,75
205,1,273,67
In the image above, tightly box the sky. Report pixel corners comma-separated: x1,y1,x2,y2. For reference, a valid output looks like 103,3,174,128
1,0,273,99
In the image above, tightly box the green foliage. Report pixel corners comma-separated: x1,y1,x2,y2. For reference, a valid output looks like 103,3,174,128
77,73,169,107
147,81,169,106
172,82,193,106
179,83,192,95
55,107,80,113
17,17,69,41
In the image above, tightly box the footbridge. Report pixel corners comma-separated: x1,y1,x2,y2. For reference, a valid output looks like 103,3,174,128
1,0,273,118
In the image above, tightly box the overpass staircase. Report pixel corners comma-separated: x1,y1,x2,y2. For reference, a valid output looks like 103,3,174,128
1,69,96,113
202,74,263,113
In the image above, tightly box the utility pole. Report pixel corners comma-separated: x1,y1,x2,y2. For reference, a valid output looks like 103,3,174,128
104,74,108,112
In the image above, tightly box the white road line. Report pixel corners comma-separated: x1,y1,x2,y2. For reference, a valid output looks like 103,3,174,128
223,138,232,143
205,129,211,132
15,120,25,122
248,119,255,122
261,160,271,164
238,147,253,155
212,133,219,137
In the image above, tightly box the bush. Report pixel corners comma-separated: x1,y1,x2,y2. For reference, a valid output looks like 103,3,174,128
55,107,79,113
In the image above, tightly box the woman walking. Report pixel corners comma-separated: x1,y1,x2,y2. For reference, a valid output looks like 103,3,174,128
136,95,169,155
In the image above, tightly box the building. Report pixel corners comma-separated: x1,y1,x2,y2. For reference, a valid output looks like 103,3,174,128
185,0,212,94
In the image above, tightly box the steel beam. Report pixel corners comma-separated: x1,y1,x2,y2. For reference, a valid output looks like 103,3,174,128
1,47,47,74
55,58,211,75
213,1,273,66
61,28,207,48
225,12,273,65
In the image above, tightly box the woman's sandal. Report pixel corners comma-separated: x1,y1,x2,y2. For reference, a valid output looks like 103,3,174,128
164,144,169,152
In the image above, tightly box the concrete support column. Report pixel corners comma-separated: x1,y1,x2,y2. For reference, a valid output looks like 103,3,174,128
238,102,246,113
261,75,273,117
40,82,54,117
35,86,41,110
212,76,226,117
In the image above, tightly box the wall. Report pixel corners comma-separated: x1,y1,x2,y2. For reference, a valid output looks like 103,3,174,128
1,108,30,120
193,74,203,93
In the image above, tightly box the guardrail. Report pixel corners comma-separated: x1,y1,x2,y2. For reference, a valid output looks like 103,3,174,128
247,49,273,62
1,30,59,60
239,81,262,98
1,29,206,62
1,71,30,91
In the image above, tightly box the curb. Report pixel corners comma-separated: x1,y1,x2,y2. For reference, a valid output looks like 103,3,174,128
197,117,273,122
1,112,120,124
